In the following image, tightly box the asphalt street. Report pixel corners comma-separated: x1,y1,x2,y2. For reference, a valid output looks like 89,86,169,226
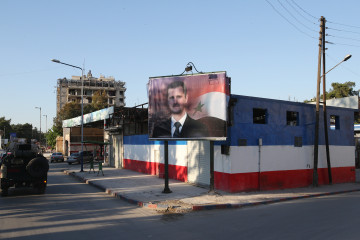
1,162,360,240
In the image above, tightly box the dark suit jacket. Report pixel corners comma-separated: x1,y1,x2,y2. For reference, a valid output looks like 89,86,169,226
151,115,209,138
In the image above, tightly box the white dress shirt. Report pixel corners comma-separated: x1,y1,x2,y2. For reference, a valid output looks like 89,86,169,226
171,113,187,137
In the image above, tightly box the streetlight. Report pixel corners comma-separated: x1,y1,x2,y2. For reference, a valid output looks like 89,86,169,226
51,59,85,172
35,107,41,145
321,54,352,77
313,54,352,187
43,114,47,148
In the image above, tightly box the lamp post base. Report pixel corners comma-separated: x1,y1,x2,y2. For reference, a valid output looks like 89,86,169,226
162,188,172,194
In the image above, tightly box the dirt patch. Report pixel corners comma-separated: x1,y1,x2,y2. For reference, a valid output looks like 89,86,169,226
155,199,193,213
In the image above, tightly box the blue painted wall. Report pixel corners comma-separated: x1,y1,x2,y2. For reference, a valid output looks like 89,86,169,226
228,95,355,147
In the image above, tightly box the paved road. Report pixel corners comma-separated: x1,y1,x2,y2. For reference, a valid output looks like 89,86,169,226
0,163,160,239
1,162,360,240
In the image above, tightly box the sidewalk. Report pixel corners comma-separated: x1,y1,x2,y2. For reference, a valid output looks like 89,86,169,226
63,163,360,213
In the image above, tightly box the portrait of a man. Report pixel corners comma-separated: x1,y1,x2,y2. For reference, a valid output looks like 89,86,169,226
151,81,208,138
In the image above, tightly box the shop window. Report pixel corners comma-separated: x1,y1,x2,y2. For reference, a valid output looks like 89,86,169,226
253,108,267,124
330,115,340,130
287,111,299,126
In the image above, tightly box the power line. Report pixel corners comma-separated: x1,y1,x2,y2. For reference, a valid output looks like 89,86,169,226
325,39,360,48
287,1,360,40
326,34,360,43
326,27,360,35
277,0,318,33
326,24,360,44
267,1,360,51
327,20,360,30
265,0,317,39
289,0,318,20
285,0,318,25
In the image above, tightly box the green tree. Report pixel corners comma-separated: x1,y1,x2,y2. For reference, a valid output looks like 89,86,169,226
54,102,81,134
305,81,358,102
83,104,94,114
91,90,108,111
46,126,62,149
0,117,12,139
11,123,33,139
325,81,357,99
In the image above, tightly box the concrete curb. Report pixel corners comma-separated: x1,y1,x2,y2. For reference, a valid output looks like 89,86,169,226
191,188,360,211
63,170,360,212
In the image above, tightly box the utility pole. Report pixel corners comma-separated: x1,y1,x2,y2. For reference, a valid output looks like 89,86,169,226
321,18,332,185
313,16,325,187
35,107,42,145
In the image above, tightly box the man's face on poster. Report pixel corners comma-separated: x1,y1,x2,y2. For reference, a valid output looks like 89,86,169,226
167,86,188,115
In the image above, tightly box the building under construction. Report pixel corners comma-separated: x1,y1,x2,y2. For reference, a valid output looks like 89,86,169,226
56,70,126,113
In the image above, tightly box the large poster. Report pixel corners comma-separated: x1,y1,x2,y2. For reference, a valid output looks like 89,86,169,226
148,72,229,140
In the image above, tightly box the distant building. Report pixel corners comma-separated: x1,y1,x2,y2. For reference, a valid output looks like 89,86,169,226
56,70,126,113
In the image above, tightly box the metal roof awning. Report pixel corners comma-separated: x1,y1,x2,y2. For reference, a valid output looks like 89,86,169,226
62,106,114,128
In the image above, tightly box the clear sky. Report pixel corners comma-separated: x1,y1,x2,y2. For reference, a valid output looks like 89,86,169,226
1,0,360,131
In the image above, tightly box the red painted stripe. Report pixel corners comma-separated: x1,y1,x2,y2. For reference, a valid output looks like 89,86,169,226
158,164,188,182
215,167,355,192
123,159,187,182
123,159,159,175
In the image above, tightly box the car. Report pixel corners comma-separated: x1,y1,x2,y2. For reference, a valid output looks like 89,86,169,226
67,151,93,165
50,152,64,163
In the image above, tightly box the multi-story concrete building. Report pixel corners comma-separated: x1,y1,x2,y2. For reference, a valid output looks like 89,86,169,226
56,70,126,113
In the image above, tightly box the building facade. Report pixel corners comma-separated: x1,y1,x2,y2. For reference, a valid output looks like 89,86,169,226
56,70,126,113
108,95,356,192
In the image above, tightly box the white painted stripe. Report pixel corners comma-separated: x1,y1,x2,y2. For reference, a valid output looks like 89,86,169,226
124,144,188,167
321,146,355,168
124,144,152,162
215,145,355,173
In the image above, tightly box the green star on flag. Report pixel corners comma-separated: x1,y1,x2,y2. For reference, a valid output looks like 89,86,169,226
193,101,204,116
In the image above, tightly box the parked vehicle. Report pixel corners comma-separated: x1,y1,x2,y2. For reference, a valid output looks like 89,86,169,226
0,142,49,196
50,152,64,163
67,151,93,165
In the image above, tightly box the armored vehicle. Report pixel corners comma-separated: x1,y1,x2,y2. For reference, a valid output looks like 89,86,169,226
0,142,49,196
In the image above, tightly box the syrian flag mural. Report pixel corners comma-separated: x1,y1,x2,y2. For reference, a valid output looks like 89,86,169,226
148,72,230,140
